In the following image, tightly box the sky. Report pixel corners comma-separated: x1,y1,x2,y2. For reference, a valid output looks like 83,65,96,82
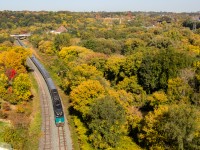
0,0,200,12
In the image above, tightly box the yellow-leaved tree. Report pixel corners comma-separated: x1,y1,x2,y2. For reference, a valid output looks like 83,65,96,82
13,73,31,102
59,46,93,64
0,47,31,73
70,80,105,117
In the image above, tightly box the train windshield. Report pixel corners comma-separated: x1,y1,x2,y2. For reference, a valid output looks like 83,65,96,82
53,90,60,101
55,100,61,108
55,101,63,116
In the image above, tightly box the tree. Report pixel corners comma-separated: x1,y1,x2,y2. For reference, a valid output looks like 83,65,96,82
62,64,103,92
29,34,42,48
123,38,145,55
138,54,162,93
159,105,200,150
59,46,93,64
147,91,168,108
0,47,30,74
87,52,108,73
107,89,143,134
70,80,105,117
138,48,193,93
2,127,27,149
139,104,200,150
0,73,8,99
88,96,126,149
38,40,54,54
115,76,146,106
13,73,31,103
167,77,193,103
104,55,125,85
54,33,71,51
121,52,143,77
81,38,124,54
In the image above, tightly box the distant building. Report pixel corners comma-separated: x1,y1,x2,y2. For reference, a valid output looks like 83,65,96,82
50,26,67,34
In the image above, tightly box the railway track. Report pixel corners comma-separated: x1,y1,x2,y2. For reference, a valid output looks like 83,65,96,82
58,127,67,150
41,84,51,150
29,58,52,150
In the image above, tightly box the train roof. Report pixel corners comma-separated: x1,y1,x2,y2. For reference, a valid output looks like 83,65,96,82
31,56,50,78
46,78,56,90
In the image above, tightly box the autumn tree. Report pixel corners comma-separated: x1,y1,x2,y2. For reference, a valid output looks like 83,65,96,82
108,89,143,132
167,77,193,103
0,73,8,99
147,91,168,108
59,46,93,64
13,73,31,103
104,55,125,85
121,52,143,77
115,76,146,106
0,47,30,74
2,127,27,149
38,40,54,54
62,64,103,93
70,80,105,117
123,38,145,55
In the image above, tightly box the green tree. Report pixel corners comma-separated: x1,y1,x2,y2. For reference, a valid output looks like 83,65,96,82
138,48,193,93
88,96,126,149
29,34,42,48
138,54,162,93
139,104,200,150
54,33,71,51
115,76,146,106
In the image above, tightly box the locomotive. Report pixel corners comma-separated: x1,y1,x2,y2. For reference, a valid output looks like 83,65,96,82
17,38,64,127
30,56,65,127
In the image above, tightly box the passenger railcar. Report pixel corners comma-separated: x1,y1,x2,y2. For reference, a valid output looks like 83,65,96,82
30,55,65,127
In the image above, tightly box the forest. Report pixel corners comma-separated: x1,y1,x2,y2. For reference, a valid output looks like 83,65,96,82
0,11,200,150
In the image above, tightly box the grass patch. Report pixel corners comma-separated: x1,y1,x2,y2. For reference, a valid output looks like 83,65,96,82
0,121,9,142
25,112,41,150
24,71,42,149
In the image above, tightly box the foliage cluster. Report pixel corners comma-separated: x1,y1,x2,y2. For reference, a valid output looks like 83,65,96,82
0,43,40,149
26,11,199,150
1,11,200,149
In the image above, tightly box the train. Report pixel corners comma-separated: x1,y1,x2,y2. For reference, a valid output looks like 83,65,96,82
30,56,65,127
17,38,65,127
